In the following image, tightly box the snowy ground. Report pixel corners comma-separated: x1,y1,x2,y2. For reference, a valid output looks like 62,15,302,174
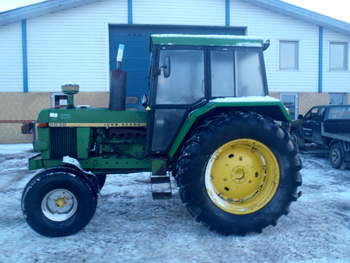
0,144,350,263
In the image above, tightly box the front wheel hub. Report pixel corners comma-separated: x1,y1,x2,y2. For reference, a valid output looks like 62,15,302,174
41,189,78,222
205,139,280,215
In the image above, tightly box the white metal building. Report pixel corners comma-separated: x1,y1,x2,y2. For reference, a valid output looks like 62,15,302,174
0,0,350,142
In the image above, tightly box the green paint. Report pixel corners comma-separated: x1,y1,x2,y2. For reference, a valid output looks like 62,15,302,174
151,35,263,47
34,127,50,159
168,100,291,157
152,159,167,175
38,108,148,124
29,154,152,173
33,140,48,151
31,100,290,172
77,128,91,159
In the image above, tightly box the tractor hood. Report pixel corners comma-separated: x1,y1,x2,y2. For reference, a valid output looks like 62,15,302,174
37,108,148,128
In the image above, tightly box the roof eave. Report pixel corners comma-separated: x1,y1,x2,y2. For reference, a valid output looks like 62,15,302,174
242,0,350,35
0,0,100,26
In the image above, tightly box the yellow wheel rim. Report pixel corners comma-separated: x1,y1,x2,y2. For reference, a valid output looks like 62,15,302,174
205,139,280,215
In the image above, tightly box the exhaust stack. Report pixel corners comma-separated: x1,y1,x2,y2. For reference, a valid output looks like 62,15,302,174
109,44,127,111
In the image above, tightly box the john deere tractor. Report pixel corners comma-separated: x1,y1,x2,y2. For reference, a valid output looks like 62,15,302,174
22,34,302,237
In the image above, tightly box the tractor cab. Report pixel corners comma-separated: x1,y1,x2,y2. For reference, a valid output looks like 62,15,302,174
146,34,270,154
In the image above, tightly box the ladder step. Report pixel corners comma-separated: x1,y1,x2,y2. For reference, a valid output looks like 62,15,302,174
152,192,172,200
150,175,170,184
150,173,172,200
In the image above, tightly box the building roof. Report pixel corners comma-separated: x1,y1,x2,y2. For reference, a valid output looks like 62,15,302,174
0,0,349,35
151,34,264,47
0,0,100,26
242,0,350,35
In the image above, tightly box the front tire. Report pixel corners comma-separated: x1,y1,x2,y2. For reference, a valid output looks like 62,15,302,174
175,111,302,235
96,174,107,190
22,168,97,237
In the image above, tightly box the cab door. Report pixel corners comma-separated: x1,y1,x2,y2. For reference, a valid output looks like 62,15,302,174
147,47,206,154
302,107,319,140
312,107,325,143
302,106,324,144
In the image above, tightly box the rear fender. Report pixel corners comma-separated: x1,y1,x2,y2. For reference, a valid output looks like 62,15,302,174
168,97,290,158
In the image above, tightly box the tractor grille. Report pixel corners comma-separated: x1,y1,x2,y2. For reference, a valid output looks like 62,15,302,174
50,128,77,159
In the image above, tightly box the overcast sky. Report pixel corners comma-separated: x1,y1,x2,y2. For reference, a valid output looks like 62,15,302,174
0,0,349,23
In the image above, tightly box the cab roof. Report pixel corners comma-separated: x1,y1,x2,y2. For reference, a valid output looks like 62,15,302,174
151,34,264,47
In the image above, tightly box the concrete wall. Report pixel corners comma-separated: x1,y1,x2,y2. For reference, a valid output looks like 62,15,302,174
0,93,50,143
272,92,330,116
0,92,110,143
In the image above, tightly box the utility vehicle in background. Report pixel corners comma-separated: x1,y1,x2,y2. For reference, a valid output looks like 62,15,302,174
291,105,350,168
22,34,302,237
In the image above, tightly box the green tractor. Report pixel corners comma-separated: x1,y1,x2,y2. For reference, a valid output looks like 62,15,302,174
22,34,302,237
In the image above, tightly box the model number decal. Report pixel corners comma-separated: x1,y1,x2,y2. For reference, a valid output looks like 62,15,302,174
48,122,147,128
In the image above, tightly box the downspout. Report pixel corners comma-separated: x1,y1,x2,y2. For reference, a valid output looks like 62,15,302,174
128,0,133,24
21,19,28,93
318,26,324,93
225,0,231,26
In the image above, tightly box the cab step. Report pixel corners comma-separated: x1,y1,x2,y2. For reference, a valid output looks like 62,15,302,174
152,192,172,200
150,174,172,200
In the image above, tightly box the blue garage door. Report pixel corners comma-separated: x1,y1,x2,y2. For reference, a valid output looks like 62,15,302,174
109,25,246,107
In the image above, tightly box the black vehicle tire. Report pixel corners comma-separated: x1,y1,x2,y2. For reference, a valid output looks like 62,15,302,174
96,174,107,190
290,130,304,152
174,111,302,235
329,142,344,169
22,168,97,237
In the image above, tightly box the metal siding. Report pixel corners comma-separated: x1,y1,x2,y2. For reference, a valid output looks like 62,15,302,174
133,0,225,26
323,29,350,93
232,0,319,93
27,0,127,92
0,23,23,92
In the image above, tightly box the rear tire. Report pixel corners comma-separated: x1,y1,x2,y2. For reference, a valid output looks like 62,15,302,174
330,142,344,169
175,111,302,235
22,168,97,237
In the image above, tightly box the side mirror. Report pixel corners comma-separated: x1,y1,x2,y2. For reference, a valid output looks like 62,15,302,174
298,114,304,120
141,94,148,107
161,56,171,78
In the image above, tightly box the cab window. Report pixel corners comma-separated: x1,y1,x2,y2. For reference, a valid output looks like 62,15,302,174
305,107,324,121
156,49,204,105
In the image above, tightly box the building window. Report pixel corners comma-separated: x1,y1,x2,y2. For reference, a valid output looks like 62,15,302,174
280,41,299,70
330,42,348,71
329,93,347,105
280,93,298,120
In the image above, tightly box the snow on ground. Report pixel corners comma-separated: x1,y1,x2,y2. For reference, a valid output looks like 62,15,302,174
0,144,350,263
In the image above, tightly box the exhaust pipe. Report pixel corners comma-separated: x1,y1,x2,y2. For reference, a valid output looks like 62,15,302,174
109,44,127,111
